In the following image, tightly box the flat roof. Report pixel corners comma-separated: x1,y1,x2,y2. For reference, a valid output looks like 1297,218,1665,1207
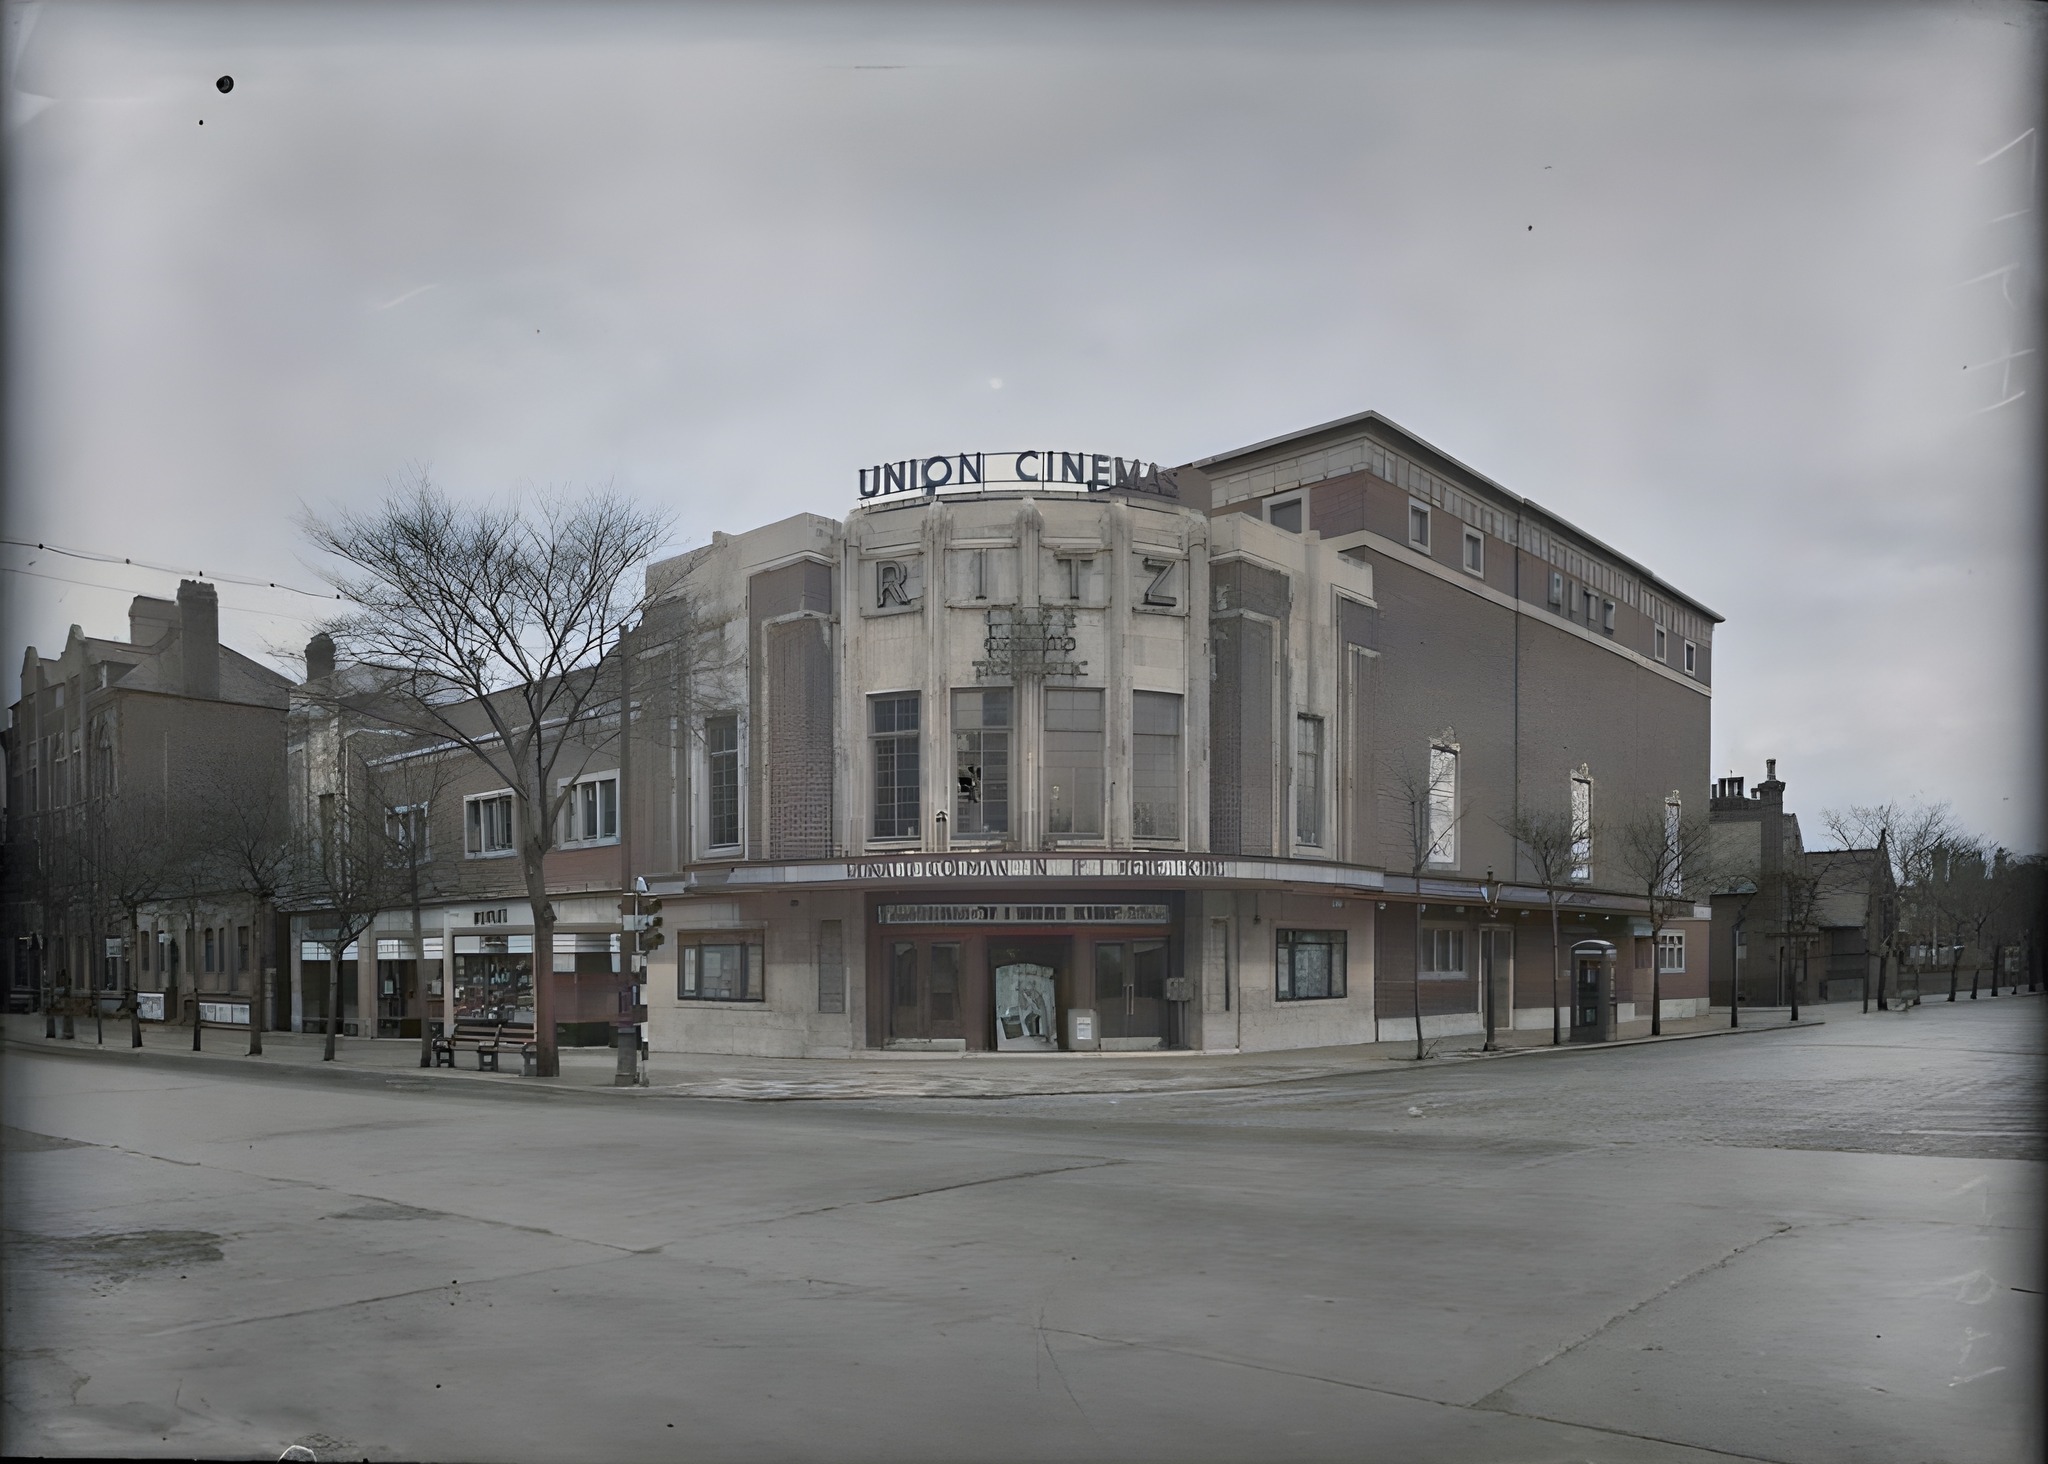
1190,409,1723,623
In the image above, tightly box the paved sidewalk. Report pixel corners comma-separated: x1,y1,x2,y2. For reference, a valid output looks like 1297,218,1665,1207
1,1007,1823,1101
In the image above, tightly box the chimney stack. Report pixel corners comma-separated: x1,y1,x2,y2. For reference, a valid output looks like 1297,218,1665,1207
1766,758,1777,782
177,580,220,699
128,594,178,647
304,632,336,683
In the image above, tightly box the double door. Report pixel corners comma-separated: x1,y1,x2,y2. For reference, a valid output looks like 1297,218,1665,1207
888,938,966,1044
881,930,1175,1049
1093,939,1167,1043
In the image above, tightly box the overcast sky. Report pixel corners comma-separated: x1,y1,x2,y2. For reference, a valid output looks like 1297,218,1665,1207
5,1,2041,849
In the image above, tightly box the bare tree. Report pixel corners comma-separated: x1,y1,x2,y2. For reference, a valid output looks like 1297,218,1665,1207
1770,852,1840,1023
362,744,470,1067
1921,836,1997,1002
1611,797,1724,1036
75,791,177,1049
1500,805,1580,1046
289,747,413,1061
302,478,671,1076
1386,741,1464,1060
1823,801,1961,1012
195,768,293,1055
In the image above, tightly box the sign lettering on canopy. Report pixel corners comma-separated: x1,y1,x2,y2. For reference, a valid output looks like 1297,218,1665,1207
858,451,1180,502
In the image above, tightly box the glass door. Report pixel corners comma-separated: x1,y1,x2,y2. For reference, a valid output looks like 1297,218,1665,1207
888,939,965,1044
1572,957,1603,1038
1093,940,1168,1044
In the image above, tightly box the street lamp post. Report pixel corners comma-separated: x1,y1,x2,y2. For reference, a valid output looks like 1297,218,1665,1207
1480,868,1501,1052
1731,917,1744,1029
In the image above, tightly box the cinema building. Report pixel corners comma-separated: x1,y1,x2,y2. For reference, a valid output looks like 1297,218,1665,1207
291,412,1719,1057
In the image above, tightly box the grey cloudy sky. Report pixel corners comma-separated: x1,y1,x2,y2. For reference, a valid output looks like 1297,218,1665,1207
5,1,2041,848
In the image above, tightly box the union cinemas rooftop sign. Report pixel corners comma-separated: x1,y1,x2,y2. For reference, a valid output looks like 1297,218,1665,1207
858,450,1180,501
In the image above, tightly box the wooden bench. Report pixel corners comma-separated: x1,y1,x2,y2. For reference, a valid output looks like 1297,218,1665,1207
432,1019,538,1073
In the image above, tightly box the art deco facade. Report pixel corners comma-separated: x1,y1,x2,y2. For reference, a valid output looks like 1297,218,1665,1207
283,411,1721,1057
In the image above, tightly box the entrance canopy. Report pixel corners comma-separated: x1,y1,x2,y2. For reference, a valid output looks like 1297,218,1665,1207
666,852,1385,897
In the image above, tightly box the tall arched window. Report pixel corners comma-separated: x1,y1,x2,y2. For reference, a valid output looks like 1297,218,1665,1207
1570,768,1594,882
1426,736,1460,868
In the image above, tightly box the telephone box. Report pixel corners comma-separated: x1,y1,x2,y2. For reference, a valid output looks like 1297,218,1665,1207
1570,939,1619,1043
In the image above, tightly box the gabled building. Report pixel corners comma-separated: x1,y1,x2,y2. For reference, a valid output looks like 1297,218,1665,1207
1707,760,1896,1007
2,581,290,1018
1809,842,1895,1002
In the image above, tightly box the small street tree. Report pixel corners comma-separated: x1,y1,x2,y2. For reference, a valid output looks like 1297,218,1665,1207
77,790,177,1049
303,478,671,1076
1500,804,1581,1046
1986,852,2044,994
1909,834,1981,1004
1387,739,1464,1060
362,744,469,1067
196,768,293,1056
290,747,412,1061
1771,852,1836,1024
1611,797,1723,1036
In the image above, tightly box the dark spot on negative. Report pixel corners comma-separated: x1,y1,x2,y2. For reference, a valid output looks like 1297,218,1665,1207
217,76,234,93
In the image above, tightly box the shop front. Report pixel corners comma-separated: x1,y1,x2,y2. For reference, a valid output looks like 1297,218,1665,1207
867,892,1184,1052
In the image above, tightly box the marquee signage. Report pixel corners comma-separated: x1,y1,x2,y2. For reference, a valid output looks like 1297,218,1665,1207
848,855,1231,882
879,903,1172,925
858,451,1180,502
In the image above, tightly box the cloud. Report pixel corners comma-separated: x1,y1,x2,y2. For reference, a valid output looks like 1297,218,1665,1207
6,0,2041,847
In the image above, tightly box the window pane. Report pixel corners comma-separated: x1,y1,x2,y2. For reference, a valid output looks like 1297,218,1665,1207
1132,692,1182,839
1295,716,1323,846
891,941,918,1008
953,689,1010,835
1133,941,1168,1001
1427,746,1457,865
708,714,741,847
1045,688,1104,835
1277,930,1345,1001
872,695,921,838
930,943,959,1021
1269,499,1302,533
699,944,747,1001
1293,942,1330,998
1094,942,1126,1003
1571,777,1593,879
599,778,617,838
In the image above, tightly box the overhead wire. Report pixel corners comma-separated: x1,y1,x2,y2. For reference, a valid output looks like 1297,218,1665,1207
0,537,344,601
0,564,329,627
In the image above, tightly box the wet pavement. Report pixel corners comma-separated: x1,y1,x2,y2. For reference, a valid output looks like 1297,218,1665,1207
2,995,2040,1462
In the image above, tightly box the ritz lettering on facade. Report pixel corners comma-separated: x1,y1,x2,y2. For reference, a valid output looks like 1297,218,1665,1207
858,451,1180,501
